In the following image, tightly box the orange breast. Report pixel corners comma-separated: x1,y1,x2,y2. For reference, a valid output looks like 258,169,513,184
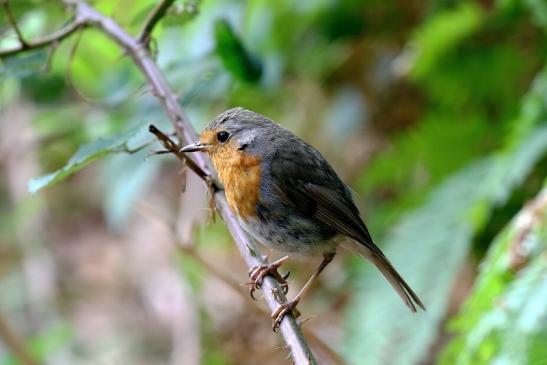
210,147,261,220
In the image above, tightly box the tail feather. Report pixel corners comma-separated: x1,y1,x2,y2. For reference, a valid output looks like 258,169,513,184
342,240,425,312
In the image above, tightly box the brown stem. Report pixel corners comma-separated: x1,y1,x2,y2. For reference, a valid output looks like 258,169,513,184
0,313,42,365
60,1,317,363
138,0,177,48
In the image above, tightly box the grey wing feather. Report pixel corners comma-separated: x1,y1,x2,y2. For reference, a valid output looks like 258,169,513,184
269,141,379,252
269,139,426,312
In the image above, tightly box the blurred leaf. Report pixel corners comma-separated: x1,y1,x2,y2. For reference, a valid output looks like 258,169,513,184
28,122,148,194
317,1,366,40
129,3,156,26
438,183,547,365
523,0,547,32
345,123,547,365
102,148,160,229
180,69,222,106
0,50,48,80
358,112,497,234
68,30,142,101
2,323,72,365
162,0,201,28
214,19,262,83
20,74,67,103
407,3,484,79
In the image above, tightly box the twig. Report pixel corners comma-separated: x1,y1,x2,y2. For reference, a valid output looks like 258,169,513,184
146,126,317,362
0,312,42,365
138,0,177,48
148,125,217,189
0,17,85,58
176,245,347,365
136,200,347,365
2,0,29,48
59,1,317,363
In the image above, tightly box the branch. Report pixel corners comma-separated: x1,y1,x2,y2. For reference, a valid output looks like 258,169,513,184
2,0,29,48
60,1,317,363
0,312,42,365
0,18,85,58
138,0,176,48
136,199,347,365
148,125,218,189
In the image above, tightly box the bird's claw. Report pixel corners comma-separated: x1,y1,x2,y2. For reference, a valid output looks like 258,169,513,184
272,299,301,332
246,256,290,300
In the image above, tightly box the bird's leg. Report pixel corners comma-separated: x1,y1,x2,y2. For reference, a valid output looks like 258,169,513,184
272,251,335,331
247,256,290,300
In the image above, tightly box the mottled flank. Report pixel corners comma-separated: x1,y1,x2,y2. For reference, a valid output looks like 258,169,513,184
201,130,261,219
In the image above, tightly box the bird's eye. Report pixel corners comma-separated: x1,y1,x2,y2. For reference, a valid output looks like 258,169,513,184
216,131,230,143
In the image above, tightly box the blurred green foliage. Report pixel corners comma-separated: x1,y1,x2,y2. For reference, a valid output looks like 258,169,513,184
1,0,546,364
439,182,547,365
28,121,148,194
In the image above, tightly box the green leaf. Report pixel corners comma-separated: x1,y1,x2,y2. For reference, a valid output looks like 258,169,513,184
344,123,547,365
2,322,72,365
0,50,48,80
438,183,547,365
523,0,547,32
28,122,148,194
102,148,160,228
214,19,262,83
162,0,201,28
406,3,484,79
345,65,547,365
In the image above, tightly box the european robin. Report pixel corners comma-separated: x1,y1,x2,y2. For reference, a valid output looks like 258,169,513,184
180,107,424,329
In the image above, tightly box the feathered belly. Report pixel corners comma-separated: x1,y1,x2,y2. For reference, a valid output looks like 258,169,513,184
239,215,336,256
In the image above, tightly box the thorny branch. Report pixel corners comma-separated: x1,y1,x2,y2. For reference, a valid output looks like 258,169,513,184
149,125,218,190
137,199,348,365
0,15,85,58
1,0,319,363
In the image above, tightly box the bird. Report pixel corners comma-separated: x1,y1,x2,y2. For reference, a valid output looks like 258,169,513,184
180,107,425,329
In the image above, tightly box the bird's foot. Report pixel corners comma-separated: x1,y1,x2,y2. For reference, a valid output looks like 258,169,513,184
272,298,301,332
246,256,290,300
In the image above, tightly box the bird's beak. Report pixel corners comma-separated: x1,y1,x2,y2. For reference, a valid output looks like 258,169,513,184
179,141,210,153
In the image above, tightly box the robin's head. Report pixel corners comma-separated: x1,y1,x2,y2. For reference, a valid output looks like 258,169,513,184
180,107,273,158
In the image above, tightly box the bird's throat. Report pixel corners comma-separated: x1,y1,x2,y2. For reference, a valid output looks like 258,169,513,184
211,148,261,220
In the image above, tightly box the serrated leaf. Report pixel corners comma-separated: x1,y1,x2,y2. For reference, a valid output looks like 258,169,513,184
344,61,547,365
214,19,262,83
28,122,147,194
438,184,547,365
344,124,547,365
